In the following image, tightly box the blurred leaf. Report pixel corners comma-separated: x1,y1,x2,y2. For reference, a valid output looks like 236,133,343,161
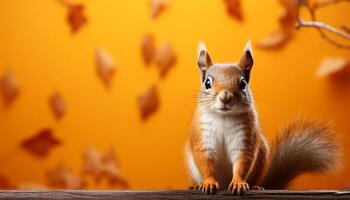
223,0,243,21
82,147,129,188
150,0,167,19
47,163,85,189
49,92,66,120
316,57,350,78
0,70,19,105
96,48,116,87
256,0,297,49
21,128,61,158
279,0,298,31
155,42,177,78
255,31,292,49
0,175,16,189
141,34,156,65
67,4,87,33
138,85,160,120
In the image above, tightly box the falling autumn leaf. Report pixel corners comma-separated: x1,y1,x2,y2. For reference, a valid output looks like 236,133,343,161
47,163,85,189
68,4,87,33
58,0,88,33
155,42,177,78
0,70,19,105
223,0,243,21
49,92,66,120
0,175,16,189
255,0,298,49
96,47,116,87
150,0,167,19
141,34,156,65
21,128,61,158
82,147,129,188
255,31,292,49
316,57,350,78
279,0,298,31
138,85,160,120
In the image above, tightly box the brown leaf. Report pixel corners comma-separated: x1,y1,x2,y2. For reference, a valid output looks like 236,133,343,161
67,4,87,33
223,0,243,21
49,92,66,120
150,0,167,19
279,0,298,31
255,0,297,49
0,175,16,189
82,147,103,182
21,128,61,158
82,147,129,188
255,31,292,49
0,70,19,105
47,163,85,189
96,48,116,87
138,85,160,120
141,34,156,65
101,148,129,188
155,42,177,78
316,57,350,78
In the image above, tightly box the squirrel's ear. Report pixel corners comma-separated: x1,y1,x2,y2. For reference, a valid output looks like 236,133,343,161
239,41,254,82
197,42,213,71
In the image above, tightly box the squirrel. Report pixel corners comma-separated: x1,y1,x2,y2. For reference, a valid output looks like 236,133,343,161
185,41,341,195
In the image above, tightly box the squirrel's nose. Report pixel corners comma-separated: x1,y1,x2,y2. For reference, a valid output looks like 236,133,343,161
219,91,233,105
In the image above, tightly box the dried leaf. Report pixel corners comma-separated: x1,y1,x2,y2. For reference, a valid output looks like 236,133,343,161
141,34,156,65
49,92,66,120
67,4,87,33
223,0,243,21
0,70,19,105
138,85,160,120
316,57,349,78
0,175,16,189
150,0,167,19
96,48,116,87
21,128,61,158
82,147,128,188
255,0,297,49
279,0,298,31
82,147,103,182
155,42,177,78
101,148,129,187
255,31,292,49
47,163,85,189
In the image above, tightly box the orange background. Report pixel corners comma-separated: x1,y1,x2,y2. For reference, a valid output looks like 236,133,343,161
0,0,350,190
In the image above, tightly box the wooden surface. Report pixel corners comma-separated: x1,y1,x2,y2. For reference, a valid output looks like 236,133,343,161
1,190,350,200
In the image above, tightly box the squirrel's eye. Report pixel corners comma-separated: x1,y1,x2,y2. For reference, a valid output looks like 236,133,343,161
239,77,247,90
204,78,212,89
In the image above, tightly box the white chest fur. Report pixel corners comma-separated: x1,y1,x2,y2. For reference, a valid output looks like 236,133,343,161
186,112,246,185
200,112,245,163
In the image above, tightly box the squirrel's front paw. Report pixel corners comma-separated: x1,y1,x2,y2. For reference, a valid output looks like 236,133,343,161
228,181,249,195
251,185,264,190
197,178,219,195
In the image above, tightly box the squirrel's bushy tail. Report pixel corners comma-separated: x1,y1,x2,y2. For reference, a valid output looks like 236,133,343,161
261,119,341,189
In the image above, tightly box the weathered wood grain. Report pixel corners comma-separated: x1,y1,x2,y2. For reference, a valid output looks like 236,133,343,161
0,190,350,200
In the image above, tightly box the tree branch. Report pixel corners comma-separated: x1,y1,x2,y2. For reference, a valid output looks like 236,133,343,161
297,0,350,49
296,19,350,40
